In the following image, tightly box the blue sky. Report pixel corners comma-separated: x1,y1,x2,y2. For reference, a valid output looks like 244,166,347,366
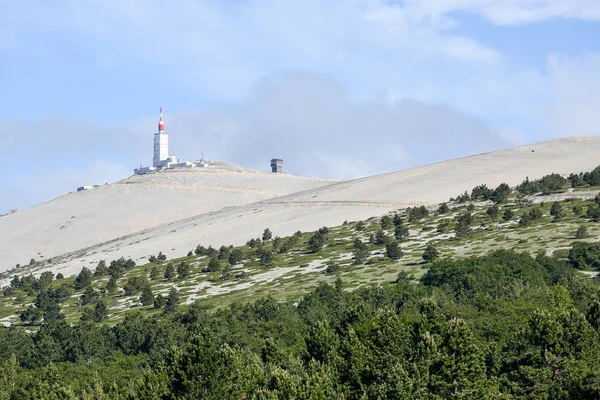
1,0,599,212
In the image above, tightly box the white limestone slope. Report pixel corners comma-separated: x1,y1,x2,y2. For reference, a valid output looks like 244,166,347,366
3,136,600,282
0,165,336,274
265,136,600,206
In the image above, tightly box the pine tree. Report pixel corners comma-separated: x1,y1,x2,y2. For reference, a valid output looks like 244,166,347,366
262,228,273,241
438,202,450,214
140,285,154,306
94,300,108,322
422,244,439,262
308,231,326,253
550,201,563,221
39,271,54,288
106,276,118,293
10,275,20,289
454,212,473,238
228,249,244,265
259,249,273,267
352,238,369,265
207,257,220,272
150,265,161,280
486,205,499,220
164,263,175,279
519,212,532,227
394,224,410,241
94,260,108,276
218,245,230,260
195,244,206,255
177,262,190,279
19,305,42,326
587,205,600,222
491,182,511,203
586,299,600,330
74,267,92,290
154,294,166,309
164,288,179,314
80,306,95,322
380,215,392,230
576,225,588,239
385,240,403,260
374,229,388,245
393,213,403,226
81,285,99,305
529,206,543,220
431,318,492,397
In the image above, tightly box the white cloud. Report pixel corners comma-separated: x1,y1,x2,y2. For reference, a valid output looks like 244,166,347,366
400,0,600,25
442,36,502,63
497,127,527,146
1,74,510,212
1,0,598,213
545,52,600,137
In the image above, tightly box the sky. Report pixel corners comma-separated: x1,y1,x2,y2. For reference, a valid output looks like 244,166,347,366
1,0,599,213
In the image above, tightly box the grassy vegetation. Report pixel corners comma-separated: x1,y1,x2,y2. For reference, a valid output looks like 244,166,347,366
2,189,599,328
3,171,600,398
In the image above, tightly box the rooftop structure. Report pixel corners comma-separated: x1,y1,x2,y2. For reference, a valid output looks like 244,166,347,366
271,158,283,173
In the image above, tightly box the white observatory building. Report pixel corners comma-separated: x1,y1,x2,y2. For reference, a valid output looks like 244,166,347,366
134,108,205,175
153,107,169,168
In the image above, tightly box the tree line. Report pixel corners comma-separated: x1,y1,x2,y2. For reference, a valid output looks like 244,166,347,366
1,247,600,398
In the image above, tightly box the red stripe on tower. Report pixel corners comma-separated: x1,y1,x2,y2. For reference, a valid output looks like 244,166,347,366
158,107,164,132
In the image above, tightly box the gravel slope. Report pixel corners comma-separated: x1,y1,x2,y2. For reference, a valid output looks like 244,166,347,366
0,166,336,274
3,136,600,282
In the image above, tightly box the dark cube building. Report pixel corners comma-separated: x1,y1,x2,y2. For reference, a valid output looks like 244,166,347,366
270,158,283,173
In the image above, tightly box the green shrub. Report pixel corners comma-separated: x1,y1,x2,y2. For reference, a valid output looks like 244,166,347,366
568,242,600,269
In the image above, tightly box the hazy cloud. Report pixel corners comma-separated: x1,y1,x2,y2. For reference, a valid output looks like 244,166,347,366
1,1,598,214
1,73,510,212
545,52,600,137
398,0,600,26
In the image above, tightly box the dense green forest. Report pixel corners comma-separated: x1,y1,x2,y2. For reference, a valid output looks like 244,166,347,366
4,168,600,398
1,248,600,398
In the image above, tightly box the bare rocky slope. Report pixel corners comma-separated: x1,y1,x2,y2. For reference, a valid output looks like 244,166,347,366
0,164,336,276
3,136,600,282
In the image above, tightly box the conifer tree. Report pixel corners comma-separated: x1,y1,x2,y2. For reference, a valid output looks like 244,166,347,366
164,288,179,314
94,300,108,322
207,257,220,272
94,260,108,276
308,231,326,253
550,201,563,221
154,294,165,309
385,240,402,260
140,285,154,306
81,285,99,305
177,262,190,279
164,263,175,279
150,265,161,280
394,224,410,241
106,276,118,293
576,225,588,239
74,267,92,290
262,228,273,242
352,238,369,265
422,244,439,263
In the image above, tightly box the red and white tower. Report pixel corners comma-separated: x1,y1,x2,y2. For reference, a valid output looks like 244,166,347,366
153,107,169,167
158,107,164,133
